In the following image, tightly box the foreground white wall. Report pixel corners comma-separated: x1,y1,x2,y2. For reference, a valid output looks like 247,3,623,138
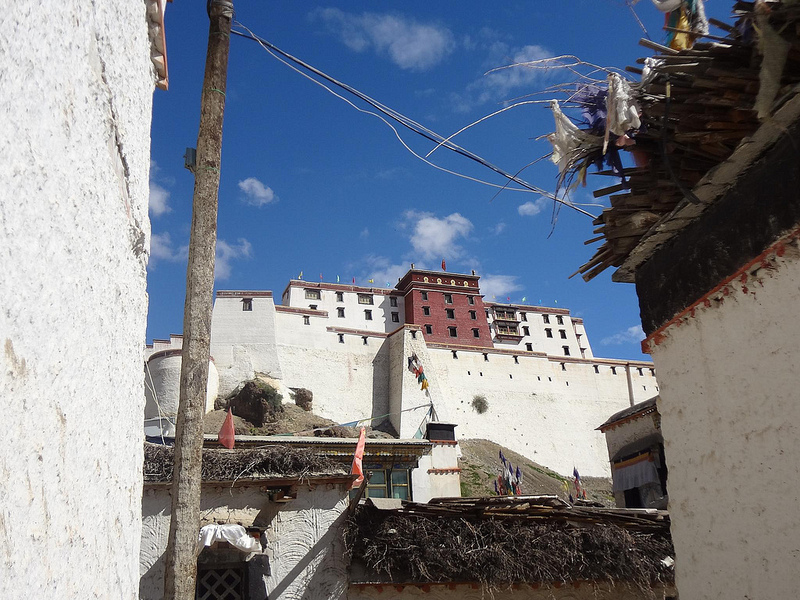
648,251,800,599
141,483,350,600
0,3,154,598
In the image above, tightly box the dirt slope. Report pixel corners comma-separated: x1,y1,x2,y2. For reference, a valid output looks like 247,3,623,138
459,439,613,506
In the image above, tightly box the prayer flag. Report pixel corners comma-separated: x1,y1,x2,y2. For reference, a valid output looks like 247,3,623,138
441,259,446,271
337,275,340,283
218,408,235,449
320,273,323,281
350,427,367,489
368,278,374,283
298,271,303,280
352,277,355,284
522,296,527,302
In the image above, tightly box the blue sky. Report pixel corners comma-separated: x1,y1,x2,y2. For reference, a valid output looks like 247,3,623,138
148,1,689,360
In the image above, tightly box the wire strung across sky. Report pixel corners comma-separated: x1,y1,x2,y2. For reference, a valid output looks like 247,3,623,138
231,22,597,219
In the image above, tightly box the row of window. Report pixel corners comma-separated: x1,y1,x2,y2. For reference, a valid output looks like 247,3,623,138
422,324,480,339
304,289,399,307
303,309,400,322
418,291,476,305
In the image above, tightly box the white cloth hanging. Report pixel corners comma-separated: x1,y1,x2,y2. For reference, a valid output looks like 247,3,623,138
606,73,641,137
198,524,261,554
650,0,682,12
547,100,601,178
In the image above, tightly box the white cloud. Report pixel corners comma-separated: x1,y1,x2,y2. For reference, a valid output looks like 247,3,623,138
452,43,552,112
238,177,278,207
311,8,455,71
215,238,252,281
479,274,523,299
148,232,187,266
363,255,409,287
490,222,507,235
404,210,473,260
149,160,171,216
360,227,370,239
518,196,550,217
601,325,645,346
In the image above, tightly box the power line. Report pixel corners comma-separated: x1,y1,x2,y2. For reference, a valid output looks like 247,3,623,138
231,23,596,219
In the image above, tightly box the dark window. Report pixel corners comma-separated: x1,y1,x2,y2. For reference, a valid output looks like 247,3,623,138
497,324,519,335
637,367,644,376
423,306,431,316
337,307,345,318
557,315,564,325
196,565,246,600
467,295,474,305
303,315,310,325
444,294,453,304
336,291,344,302
309,304,317,310
542,314,550,324
305,289,321,300
559,329,567,339
358,294,373,305
545,328,553,338
364,310,372,320
495,309,515,320
523,326,530,336
469,310,477,320
526,343,533,351
593,365,599,373
611,366,617,375
485,309,490,318
424,324,432,334
563,346,570,356
483,353,489,362
452,350,458,359
421,291,428,301
448,326,457,338
338,334,344,344
411,330,417,339
446,309,455,319
242,298,252,311
472,328,480,338
391,312,399,323
390,297,398,307
561,362,566,371
362,336,368,345
520,312,527,321
513,356,519,364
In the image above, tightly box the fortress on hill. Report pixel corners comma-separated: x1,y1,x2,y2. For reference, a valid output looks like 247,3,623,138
146,266,657,476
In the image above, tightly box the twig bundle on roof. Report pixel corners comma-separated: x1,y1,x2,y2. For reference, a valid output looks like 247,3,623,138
345,498,674,593
552,1,800,280
143,442,346,483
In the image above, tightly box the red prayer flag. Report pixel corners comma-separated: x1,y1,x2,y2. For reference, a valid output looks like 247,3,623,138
218,408,235,449
350,427,366,489
441,259,446,271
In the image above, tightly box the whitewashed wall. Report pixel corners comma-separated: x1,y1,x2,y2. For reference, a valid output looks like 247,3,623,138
424,348,656,476
144,351,219,418
603,410,660,462
140,482,351,600
648,252,800,600
0,2,153,598
413,442,462,502
210,295,283,394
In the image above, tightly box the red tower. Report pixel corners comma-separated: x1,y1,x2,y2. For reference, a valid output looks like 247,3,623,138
396,268,493,348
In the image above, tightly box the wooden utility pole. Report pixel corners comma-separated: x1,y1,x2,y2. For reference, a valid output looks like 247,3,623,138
163,2,233,598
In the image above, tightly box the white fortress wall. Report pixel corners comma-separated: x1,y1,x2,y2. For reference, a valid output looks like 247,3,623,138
274,308,392,426
389,328,452,438
1,2,155,598
424,347,657,477
210,293,283,395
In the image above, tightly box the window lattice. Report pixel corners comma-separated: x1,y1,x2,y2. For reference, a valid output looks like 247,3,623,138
196,567,245,600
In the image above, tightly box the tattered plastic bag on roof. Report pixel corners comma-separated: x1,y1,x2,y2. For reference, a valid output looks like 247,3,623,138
198,523,261,554
547,100,601,179
606,73,641,136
